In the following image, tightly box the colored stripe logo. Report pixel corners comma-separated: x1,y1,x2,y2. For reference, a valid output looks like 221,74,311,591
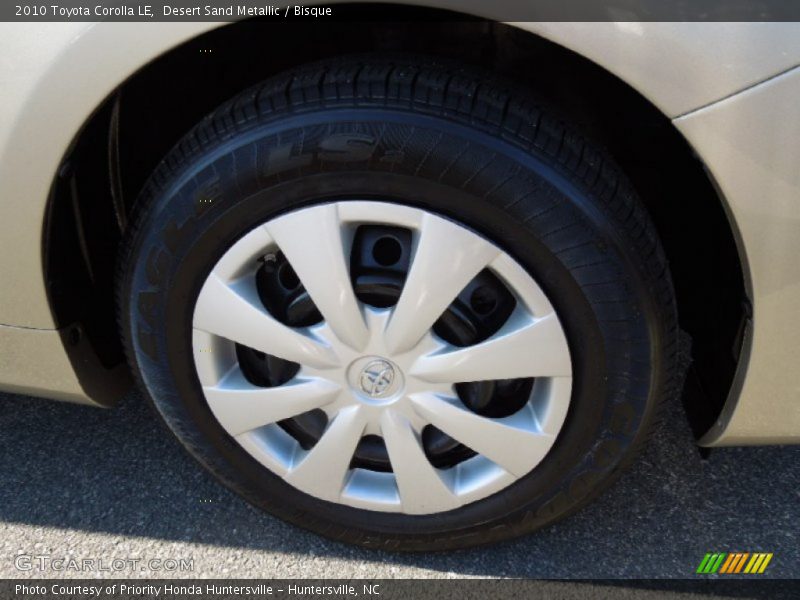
696,552,773,574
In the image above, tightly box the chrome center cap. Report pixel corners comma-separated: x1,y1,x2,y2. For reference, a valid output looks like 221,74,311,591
347,356,404,403
360,359,396,397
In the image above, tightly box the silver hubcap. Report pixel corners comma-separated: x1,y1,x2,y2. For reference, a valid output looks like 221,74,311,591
192,201,572,514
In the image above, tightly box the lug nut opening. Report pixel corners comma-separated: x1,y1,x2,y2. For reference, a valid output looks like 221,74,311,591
372,236,403,266
277,262,300,290
469,286,497,315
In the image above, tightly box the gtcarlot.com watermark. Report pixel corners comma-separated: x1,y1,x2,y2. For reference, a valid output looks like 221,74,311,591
14,554,194,573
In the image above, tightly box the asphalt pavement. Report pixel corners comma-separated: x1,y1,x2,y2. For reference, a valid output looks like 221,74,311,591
0,387,797,583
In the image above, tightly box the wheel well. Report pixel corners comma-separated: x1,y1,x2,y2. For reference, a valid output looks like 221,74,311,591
44,6,747,436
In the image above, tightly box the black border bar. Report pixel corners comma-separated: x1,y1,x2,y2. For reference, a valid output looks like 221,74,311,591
5,1,800,22
3,579,800,600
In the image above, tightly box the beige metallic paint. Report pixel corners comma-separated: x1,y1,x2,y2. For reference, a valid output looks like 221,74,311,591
675,66,800,445
0,324,89,404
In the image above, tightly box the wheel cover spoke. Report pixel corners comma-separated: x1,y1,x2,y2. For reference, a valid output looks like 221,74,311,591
194,273,338,368
380,410,460,514
266,204,369,351
385,212,500,354
285,406,367,502
205,372,341,436
411,311,572,383
409,392,553,477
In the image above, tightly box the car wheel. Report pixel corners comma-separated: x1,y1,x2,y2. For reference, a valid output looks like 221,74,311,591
117,57,679,551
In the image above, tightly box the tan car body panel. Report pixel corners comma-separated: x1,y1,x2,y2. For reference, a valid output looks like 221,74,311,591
675,65,800,445
0,19,799,441
0,325,88,403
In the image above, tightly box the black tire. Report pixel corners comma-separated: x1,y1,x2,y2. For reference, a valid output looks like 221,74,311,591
117,56,679,551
